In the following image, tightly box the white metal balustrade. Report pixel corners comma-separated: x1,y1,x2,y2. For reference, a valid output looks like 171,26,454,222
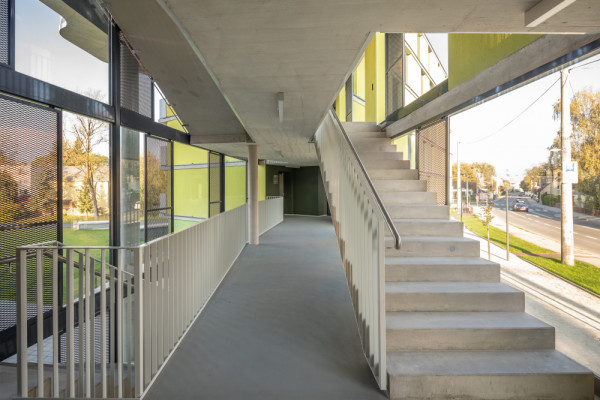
259,196,284,235
15,201,282,398
314,110,400,390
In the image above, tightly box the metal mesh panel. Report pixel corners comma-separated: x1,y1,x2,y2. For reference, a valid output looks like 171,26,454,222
417,117,447,205
0,95,58,351
208,152,222,217
145,136,171,241
120,36,152,118
386,33,404,116
0,0,8,65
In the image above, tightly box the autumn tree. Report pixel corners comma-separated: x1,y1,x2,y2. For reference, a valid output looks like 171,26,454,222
553,89,600,209
63,100,108,217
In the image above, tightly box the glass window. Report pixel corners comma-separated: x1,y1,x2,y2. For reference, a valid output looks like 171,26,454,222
144,136,172,241
120,127,144,247
62,111,110,250
173,142,208,231
15,0,109,100
224,156,246,211
153,83,188,133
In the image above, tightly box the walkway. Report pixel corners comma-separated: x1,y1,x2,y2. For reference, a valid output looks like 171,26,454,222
144,216,386,400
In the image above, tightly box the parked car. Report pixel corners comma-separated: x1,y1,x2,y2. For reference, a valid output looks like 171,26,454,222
512,200,529,212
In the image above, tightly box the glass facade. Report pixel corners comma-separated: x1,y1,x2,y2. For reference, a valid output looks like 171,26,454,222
0,0,248,362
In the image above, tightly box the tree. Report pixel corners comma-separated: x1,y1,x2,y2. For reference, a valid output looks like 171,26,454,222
63,94,108,218
481,200,495,261
553,89,600,209
0,171,19,223
77,184,94,216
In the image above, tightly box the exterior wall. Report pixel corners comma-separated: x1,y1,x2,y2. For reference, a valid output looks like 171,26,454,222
448,33,542,89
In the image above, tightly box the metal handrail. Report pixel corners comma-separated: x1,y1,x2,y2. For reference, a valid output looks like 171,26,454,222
328,109,402,249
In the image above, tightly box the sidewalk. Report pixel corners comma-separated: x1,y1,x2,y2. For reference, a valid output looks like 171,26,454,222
463,226,600,395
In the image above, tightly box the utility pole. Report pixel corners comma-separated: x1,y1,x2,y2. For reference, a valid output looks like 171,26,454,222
476,173,479,208
457,142,462,221
560,68,575,266
466,170,470,209
506,183,510,261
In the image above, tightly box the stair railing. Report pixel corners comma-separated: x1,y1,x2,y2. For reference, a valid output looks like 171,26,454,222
314,109,400,390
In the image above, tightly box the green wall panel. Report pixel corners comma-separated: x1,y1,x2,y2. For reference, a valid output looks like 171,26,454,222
448,34,542,89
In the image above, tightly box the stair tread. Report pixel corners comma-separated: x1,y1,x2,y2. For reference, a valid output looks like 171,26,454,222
386,256,498,266
386,281,521,294
387,349,591,376
386,312,552,330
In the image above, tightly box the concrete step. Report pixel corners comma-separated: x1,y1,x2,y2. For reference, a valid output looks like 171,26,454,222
386,282,524,312
363,159,410,169
386,256,500,282
379,191,437,204
387,219,464,237
385,236,480,257
386,204,449,219
386,312,555,351
341,121,381,133
351,138,396,152
358,151,404,160
367,168,418,180
387,350,593,400
373,179,426,192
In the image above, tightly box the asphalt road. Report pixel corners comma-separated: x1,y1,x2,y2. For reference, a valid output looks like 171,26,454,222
490,194,600,266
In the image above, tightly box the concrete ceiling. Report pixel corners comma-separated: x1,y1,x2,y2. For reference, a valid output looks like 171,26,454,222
108,0,600,165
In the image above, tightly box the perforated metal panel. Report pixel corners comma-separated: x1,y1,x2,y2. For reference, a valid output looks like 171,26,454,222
145,136,172,241
0,0,8,65
0,94,58,358
208,152,222,217
386,33,404,116
417,117,448,205
120,34,152,118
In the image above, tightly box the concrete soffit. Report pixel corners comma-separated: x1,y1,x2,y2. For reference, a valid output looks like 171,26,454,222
384,34,600,138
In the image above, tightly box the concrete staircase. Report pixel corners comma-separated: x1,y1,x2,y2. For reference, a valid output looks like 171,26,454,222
340,121,594,400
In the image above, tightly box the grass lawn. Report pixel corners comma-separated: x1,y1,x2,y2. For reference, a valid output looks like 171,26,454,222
460,214,600,296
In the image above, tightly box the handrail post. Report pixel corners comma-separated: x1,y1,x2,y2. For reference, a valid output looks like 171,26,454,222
134,247,144,397
16,248,27,398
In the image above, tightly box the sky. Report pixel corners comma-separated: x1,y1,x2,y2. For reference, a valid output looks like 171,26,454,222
450,52,600,184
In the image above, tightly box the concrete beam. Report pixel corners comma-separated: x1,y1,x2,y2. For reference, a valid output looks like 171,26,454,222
385,34,600,138
525,0,577,28
189,133,252,145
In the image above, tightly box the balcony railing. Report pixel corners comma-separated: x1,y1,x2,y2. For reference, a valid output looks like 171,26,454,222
15,199,283,398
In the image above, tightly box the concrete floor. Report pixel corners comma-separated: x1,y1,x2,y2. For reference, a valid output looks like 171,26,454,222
143,215,387,400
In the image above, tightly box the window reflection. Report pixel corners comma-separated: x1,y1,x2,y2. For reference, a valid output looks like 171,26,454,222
15,0,109,100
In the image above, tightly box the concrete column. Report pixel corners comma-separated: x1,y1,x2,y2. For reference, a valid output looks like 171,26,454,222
560,69,575,265
248,144,259,245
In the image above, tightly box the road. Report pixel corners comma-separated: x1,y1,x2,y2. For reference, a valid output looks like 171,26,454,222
487,194,600,267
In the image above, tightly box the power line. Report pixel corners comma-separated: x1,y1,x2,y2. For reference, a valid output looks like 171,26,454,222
463,77,560,145
569,56,600,71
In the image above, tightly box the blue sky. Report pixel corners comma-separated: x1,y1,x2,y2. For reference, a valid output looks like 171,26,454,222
450,52,600,184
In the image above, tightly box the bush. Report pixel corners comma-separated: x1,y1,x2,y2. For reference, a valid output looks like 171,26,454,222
542,194,561,207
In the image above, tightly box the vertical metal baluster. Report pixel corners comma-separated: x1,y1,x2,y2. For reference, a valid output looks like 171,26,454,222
134,247,144,397
100,250,107,398
16,249,28,398
89,257,96,397
127,264,133,396
36,249,44,398
143,245,151,386
84,250,91,398
151,243,158,377
52,249,59,397
116,251,123,398
109,259,115,397
78,252,84,397
157,240,164,366
67,249,75,397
